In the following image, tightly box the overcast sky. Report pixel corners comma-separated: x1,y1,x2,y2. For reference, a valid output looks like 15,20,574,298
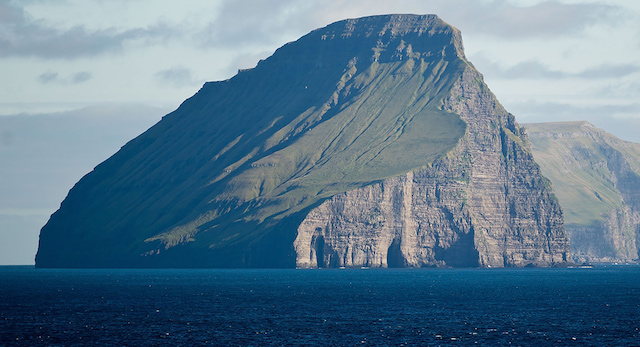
1,0,640,264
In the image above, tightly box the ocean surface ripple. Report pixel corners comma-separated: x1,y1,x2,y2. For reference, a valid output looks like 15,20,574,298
1,266,639,346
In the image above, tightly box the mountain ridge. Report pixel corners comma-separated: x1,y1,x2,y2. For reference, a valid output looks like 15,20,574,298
526,121,640,263
36,14,569,268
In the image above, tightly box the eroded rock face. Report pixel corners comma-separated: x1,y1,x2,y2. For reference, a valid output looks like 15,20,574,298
36,14,569,268
527,121,640,264
294,67,570,268
568,207,640,263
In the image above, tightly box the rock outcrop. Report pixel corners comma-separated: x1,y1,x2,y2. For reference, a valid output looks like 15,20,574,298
295,65,568,268
36,14,568,268
526,122,640,263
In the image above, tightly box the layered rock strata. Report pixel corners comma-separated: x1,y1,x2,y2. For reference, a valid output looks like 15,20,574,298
527,122,640,263
295,66,569,268
36,14,569,268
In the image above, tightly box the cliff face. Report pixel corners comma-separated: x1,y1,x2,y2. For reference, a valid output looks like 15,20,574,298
295,66,568,268
526,122,640,263
36,14,568,268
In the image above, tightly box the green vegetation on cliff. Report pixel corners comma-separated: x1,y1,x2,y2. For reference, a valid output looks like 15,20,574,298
526,121,640,262
36,15,469,267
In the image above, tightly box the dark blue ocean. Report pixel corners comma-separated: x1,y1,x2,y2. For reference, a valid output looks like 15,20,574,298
1,266,639,346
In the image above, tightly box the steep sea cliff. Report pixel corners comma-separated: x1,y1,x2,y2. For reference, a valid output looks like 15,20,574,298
527,121,640,264
295,62,568,268
36,15,568,268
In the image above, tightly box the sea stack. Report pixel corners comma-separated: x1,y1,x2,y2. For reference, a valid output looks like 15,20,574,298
36,14,569,268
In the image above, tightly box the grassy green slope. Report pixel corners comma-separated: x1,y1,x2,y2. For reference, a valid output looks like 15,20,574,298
526,121,640,228
215,60,464,217
36,15,469,267
149,48,467,253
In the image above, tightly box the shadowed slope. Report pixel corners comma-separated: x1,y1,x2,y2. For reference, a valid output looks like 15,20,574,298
36,15,468,267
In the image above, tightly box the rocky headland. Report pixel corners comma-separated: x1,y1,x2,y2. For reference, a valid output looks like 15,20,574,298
36,14,569,268
527,121,640,264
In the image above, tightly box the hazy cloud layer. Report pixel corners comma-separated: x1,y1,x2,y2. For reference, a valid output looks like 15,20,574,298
513,100,640,118
0,1,175,59
36,71,92,84
36,72,59,84
0,0,624,61
472,55,640,80
442,0,618,38
155,67,202,87
595,80,640,99
71,71,91,84
196,0,315,49
187,0,624,51
576,64,640,79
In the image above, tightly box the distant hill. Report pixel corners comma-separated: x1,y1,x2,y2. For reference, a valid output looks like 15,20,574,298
526,121,640,263
36,15,568,268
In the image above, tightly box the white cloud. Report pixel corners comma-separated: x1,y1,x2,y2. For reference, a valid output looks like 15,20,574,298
472,55,640,80
0,0,177,59
71,71,91,83
576,64,640,79
456,0,619,38
36,70,92,85
36,71,59,84
155,67,203,88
